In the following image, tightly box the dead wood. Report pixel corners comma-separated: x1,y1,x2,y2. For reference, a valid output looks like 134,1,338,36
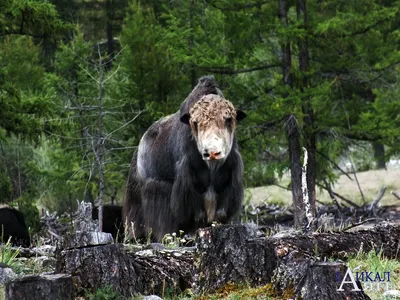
5,274,73,300
368,187,386,216
318,183,360,208
195,224,276,294
339,218,377,232
55,243,194,297
391,190,400,200
296,262,371,300
196,223,399,298
11,222,398,299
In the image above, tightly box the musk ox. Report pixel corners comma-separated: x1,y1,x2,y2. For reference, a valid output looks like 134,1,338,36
92,205,124,242
123,76,246,241
0,205,31,247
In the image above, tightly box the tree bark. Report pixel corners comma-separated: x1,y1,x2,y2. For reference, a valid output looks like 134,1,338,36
189,0,197,88
105,0,114,69
297,0,317,229
297,262,371,300
278,0,304,229
94,46,105,232
373,142,385,169
195,225,277,294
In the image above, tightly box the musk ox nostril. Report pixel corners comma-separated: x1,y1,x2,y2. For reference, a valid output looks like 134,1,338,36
209,151,221,160
203,152,210,158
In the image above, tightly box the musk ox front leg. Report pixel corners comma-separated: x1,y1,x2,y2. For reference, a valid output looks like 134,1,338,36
171,157,206,225
216,152,244,223
141,178,177,241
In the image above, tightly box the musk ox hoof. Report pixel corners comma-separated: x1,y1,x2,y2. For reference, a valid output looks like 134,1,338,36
195,210,206,222
215,208,227,222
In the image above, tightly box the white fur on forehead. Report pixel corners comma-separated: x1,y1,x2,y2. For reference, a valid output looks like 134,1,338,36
189,94,237,124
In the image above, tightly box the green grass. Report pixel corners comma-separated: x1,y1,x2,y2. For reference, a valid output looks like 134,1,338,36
85,286,127,300
347,249,400,300
0,238,20,269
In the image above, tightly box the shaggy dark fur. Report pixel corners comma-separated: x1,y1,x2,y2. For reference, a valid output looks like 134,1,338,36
0,207,31,247
123,76,245,241
92,205,124,242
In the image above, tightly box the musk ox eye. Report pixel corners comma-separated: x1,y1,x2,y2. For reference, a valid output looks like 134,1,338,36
193,121,198,131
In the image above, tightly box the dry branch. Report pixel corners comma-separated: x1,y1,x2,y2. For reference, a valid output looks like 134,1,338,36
318,183,360,208
391,190,400,200
368,187,387,216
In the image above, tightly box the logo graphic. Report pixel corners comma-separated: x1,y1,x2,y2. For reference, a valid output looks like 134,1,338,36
336,267,392,292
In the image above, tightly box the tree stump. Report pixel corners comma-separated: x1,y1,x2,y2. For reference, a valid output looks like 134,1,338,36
195,224,277,294
0,263,16,284
5,274,72,300
297,262,371,300
56,243,137,296
129,247,194,296
56,243,195,297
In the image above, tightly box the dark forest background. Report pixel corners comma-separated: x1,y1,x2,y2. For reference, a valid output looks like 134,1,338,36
1,0,400,231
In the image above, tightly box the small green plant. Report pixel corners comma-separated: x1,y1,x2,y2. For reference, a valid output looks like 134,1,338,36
85,286,126,300
0,285,4,300
122,220,143,245
162,230,186,249
0,237,20,269
267,197,285,207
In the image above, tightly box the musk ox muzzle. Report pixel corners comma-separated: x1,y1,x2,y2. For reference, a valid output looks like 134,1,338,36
181,94,246,162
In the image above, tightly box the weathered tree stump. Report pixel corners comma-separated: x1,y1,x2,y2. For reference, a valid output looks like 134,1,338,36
296,262,371,300
195,224,277,294
56,243,137,296
5,274,72,300
56,243,195,297
130,247,194,296
0,263,16,285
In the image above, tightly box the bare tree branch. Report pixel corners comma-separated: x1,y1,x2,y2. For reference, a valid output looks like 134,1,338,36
317,183,361,208
368,186,386,215
348,157,366,206
200,63,280,75
391,190,400,200
340,218,376,232
316,150,353,181
204,0,268,11
104,111,143,140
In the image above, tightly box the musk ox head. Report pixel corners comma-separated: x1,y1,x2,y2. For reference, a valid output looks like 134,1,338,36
180,94,246,162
